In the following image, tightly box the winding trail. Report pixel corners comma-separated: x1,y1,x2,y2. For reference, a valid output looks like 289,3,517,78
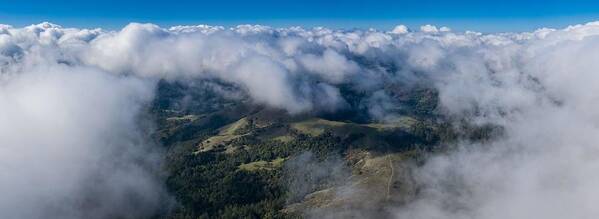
386,154,394,201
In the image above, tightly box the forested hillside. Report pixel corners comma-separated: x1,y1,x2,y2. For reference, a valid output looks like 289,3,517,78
151,80,496,218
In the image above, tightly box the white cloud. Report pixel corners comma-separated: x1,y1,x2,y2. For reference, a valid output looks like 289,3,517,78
3,20,599,218
0,65,166,219
439,26,451,32
420,24,439,33
297,49,360,83
391,25,409,34
389,22,599,219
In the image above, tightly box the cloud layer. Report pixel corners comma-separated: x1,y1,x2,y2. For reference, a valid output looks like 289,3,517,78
3,20,599,218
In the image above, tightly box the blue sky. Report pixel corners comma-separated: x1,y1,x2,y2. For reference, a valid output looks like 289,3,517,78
1,0,599,32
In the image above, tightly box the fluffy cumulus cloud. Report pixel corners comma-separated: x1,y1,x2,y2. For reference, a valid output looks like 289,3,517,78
3,20,599,218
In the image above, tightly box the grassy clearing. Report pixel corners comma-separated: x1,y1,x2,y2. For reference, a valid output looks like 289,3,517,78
166,114,200,122
238,157,287,171
272,135,295,143
292,117,417,138
197,117,251,152
365,116,417,130
290,118,347,136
